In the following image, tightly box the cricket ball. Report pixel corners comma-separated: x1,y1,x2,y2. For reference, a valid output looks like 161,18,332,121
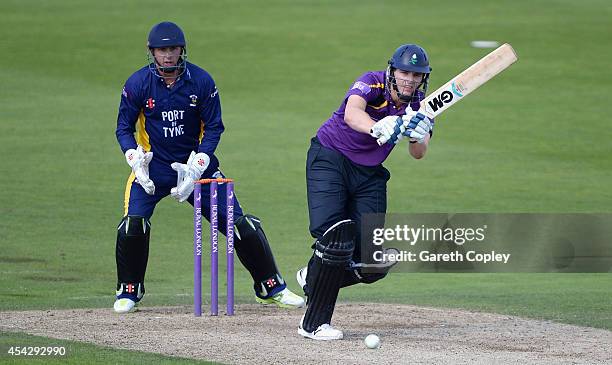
364,334,381,349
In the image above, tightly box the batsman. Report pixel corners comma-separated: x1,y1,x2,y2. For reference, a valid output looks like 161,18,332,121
113,21,304,313
297,44,434,340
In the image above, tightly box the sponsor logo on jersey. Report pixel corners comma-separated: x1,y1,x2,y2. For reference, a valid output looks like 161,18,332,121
162,110,186,138
351,81,371,94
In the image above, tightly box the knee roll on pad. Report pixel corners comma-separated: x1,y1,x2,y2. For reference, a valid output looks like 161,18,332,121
235,214,262,240
314,219,356,266
118,215,151,236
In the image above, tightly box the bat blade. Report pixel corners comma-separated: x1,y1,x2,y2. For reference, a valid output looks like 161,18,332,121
420,43,518,119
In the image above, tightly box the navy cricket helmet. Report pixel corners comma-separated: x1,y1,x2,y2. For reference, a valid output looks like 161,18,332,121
147,21,187,77
386,44,432,103
147,21,186,48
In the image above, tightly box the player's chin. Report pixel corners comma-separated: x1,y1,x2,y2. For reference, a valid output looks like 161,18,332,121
400,88,415,95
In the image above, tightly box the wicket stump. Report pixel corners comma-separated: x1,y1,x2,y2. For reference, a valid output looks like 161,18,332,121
194,178,234,316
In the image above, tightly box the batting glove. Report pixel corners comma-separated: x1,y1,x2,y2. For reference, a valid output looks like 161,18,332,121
371,116,406,145
125,146,155,195
402,113,432,144
170,151,210,202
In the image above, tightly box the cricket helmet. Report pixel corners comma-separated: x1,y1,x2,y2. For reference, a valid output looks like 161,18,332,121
147,21,187,77
386,44,432,103
147,21,186,48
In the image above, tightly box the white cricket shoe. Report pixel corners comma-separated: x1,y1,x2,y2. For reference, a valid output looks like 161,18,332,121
113,298,137,313
296,266,307,290
298,323,343,341
256,287,305,308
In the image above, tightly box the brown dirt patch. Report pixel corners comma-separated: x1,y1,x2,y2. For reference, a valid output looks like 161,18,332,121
1,303,610,364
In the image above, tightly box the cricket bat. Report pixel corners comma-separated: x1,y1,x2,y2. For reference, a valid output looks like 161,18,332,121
378,43,518,145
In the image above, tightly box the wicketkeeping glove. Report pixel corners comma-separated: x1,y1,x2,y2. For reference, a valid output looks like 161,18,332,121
402,112,432,144
125,146,155,195
371,116,406,145
170,151,210,202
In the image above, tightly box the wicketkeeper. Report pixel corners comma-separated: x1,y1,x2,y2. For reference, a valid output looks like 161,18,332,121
297,44,434,340
113,21,304,313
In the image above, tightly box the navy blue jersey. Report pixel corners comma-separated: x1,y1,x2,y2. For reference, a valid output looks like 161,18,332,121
116,62,224,165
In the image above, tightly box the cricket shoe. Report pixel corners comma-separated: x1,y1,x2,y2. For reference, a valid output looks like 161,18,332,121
256,288,305,308
113,297,137,313
298,316,343,341
114,282,144,314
